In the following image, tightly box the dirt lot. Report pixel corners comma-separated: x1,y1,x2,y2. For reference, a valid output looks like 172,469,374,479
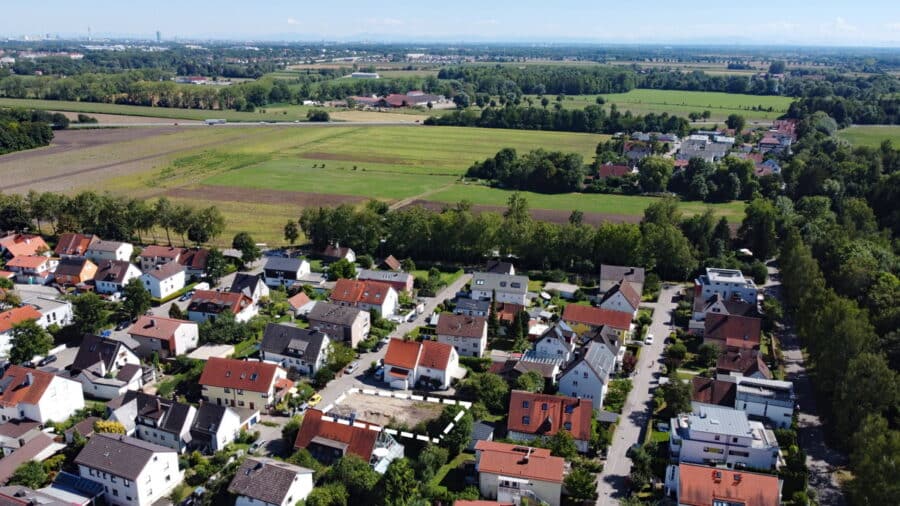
165,185,368,207
330,393,444,428
53,111,201,125
406,199,643,226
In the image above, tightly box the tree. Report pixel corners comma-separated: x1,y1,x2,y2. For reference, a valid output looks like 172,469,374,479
356,254,374,269
460,372,508,414
8,461,47,489
739,198,779,260
283,220,300,245
304,481,348,506
833,353,899,447
698,343,721,368
849,414,900,506
768,60,786,74
661,377,692,417
383,458,419,506
726,114,746,133
187,206,225,246
93,420,127,434
8,320,53,364
205,248,227,285
546,429,578,459
415,445,449,483
437,405,472,457
307,109,330,122
565,466,598,502
327,455,379,505
665,342,687,368
627,443,654,491
72,292,106,334
452,93,470,109
514,370,545,393
329,258,356,280
169,303,185,320
232,232,260,268
122,278,152,319
637,156,673,193
281,416,302,449
400,258,415,272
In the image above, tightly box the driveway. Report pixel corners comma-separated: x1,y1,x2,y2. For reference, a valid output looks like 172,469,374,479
766,264,847,506
596,283,681,503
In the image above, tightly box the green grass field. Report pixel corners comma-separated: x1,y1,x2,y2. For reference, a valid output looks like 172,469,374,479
837,125,900,147
530,89,793,123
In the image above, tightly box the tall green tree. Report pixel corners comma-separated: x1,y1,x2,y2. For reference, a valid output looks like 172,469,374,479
205,248,227,285
327,455,380,506
232,232,260,268
122,278,152,319
637,156,674,193
833,353,899,447
739,198,779,260
72,292,107,334
661,377,692,417
9,320,54,364
565,466,598,502
8,461,47,489
382,458,419,506
849,415,900,506
514,370,545,393
329,258,356,280
284,220,300,245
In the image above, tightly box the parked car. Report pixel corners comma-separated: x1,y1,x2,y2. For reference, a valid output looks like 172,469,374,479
249,439,266,454
345,361,360,374
115,320,131,331
307,394,322,407
38,355,57,366
374,367,384,381
644,333,654,345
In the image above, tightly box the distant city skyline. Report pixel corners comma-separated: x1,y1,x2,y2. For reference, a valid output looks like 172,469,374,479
3,0,900,47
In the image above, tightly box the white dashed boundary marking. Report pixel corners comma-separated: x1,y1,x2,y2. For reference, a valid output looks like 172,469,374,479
322,387,472,445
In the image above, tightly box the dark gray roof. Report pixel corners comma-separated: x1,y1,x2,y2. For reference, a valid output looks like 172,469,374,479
261,323,328,362
264,257,306,273
87,240,128,253
597,410,619,424
74,434,174,481
71,334,130,372
454,298,491,313
95,260,136,285
228,457,313,504
467,421,495,451
54,257,93,277
599,265,645,284
229,273,265,296
307,301,363,326
117,391,193,435
358,269,413,285
485,260,514,274
563,341,615,383
191,403,228,435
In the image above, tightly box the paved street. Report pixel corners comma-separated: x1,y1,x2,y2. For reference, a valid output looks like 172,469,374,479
317,273,472,407
765,264,847,506
596,283,681,504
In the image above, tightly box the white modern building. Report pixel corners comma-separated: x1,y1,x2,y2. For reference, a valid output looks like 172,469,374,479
470,272,529,306
694,268,758,304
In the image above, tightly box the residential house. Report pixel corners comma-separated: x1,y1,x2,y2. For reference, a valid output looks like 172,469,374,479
53,257,98,286
5,255,56,284
55,233,98,258
19,294,73,330
382,338,464,390
69,334,144,400
108,391,196,453
0,433,66,485
229,273,270,303
436,313,488,358
562,304,632,334
229,457,314,506
693,375,795,428
0,306,43,358
287,292,314,316
690,293,761,333
94,260,142,295
357,269,414,294
704,313,762,350
596,163,635,179
0,419,42,456
558,341,617,410
0,366,85,424
198,357,288,410
677,138,730,163
485,260,515,275
717,349,772,379
664,463,782,506
64,415,99,443
187,290,258,323
454,298,491,318
75,434,183,506
330,278,398,317
321,244,355,263
599,265,645,293
260,323,330,376
127,315,199,358
0,234,49,260
495,302,525,324
506,391,593,453
669,402,782,470
0,484,94,505
307,302,370,348
139,262,185,300
137,245,183,271
294,409,403,474
598,280,642,316
263,257,310,288
624,141,653,163
177,248,209,278
474,441,565,506
496,359,560,388
188,403,243,454
85,240,133,263
470,272,529,306
694,268,758,305
543,282,579,300
585,324,626,365
531,322,577,363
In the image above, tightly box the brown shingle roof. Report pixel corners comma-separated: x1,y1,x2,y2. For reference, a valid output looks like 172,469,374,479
436,313,486,339
384,339,420,370
188,290,253,316
144,261,184,280
691,377,737,406
75,433,175,481
198,357,280,394
562,304,632,329
474,441,565,483
704,313,761,349
420,340,453,370
599,280,641,310
228,457,313,504
288,292,311,310
139,245,182,259
717,349,772,379
507,391,592,442
294,409,378,460
128,315,194,349
381,255,401,271
677,463,781,506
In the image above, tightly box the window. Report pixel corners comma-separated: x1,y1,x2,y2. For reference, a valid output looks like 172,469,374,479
541,403,548,411
583,372,588,378
111,477,116,484
522,400,529,408
522,416,530,425
224,388,231,393
112,490,118,497
702,447,725,454
564,422,572,430
714,435,721,441
732,437,739,443
237,389,244,395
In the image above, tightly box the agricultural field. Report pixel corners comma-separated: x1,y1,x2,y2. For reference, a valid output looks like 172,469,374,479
530,89,793,123
836,125,900,147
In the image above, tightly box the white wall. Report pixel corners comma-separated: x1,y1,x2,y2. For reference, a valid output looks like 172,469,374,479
141,270,186,299
35,375,85,423
558,362,607,410
599,292,637,315
736,399,793,428
479,471,561,506
173,323,200,355
96,265,141,294
79,450,182,506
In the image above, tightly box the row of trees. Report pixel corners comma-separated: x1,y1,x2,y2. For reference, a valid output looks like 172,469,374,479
0,108,56,155
465,148,585,193
0,191,225,246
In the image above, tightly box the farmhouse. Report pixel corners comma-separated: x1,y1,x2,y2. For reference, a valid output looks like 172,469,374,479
294,409,403,474
436,313,488,357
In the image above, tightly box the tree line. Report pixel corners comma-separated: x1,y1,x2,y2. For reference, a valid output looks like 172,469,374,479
465,148,585,193
0,108,57,155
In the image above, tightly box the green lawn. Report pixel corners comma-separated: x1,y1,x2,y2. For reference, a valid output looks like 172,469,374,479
427,184,747,222
837,125,900,147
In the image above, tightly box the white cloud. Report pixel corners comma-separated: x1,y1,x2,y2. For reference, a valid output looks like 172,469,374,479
286,17,299,26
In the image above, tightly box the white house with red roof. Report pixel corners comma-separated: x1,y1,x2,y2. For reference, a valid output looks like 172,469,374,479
506,391,593,453
597,279,642,316
140,262,186,299
187,290,258,323
127,316,199,358
665,463,782,506
330,278,398,317
0,365,85,424
5,255,57,285
199,358,288,410
0,306,43,358
474,441,565,506
0,234,49,260
382,338,463,390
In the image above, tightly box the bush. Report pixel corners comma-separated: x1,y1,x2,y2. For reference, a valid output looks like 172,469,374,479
307,109,330,122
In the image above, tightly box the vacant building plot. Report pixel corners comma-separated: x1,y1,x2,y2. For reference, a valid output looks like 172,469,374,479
330,392,445,428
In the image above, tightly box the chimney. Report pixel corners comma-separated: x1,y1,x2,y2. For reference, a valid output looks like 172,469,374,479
24,372,33,386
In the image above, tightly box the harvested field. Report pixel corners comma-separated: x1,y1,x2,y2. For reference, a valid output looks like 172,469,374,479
330,393,444,428
165,185,367,207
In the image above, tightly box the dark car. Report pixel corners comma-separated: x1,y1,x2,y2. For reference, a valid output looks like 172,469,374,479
38,355,58,366
115,320,131,331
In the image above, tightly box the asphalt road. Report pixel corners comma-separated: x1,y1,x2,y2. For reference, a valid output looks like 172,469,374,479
596,283,681,504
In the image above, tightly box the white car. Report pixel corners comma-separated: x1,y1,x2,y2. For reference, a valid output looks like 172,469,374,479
644,333,655,345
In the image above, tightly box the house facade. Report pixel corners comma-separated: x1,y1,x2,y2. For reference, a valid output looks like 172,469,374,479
260,323,330,376
307,302,370,348
229,457,314,506
0,366,85,424
474,441,564,506
598,280,641,316
85,240,133,263
5,255,56,284
108,391,196,453
127,316,199,358
70,334,144,400
382,338,463,390
140,262,186,300
532,322,577,362
229,273,271,303
137,245,183,271
189,403,244,454
357,269,414,294
557,341,616,410
470,272,529,306
263,257,310,288
94,260,142,295
330,278,398,317
436,313,488,358
199,358,288,410
53,257,98,286
506,391,593,453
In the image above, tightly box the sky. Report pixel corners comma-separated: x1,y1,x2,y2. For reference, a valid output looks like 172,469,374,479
4,0,900,46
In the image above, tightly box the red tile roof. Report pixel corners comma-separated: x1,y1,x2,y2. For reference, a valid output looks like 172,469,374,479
717,349,772,379
198,357,281,394
188,290,253,315
128,315,193,349
0,234,49,258
474,441,565,483
597,164,633,178
496,302,525,323
0,366,54,408
294,409,378,460
383,339,421,370
382,255,401,271
178,248,209,270
330,279,393,306
562,304,632,329
507,391,592,442
139,245,183,259
691,377,737,406
420,340,453,370
0,306,43,333
55,233,97,256
436,313,486,339
288,292,311,310
677,463,781,506
6,255,50,270
704,313,761,349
